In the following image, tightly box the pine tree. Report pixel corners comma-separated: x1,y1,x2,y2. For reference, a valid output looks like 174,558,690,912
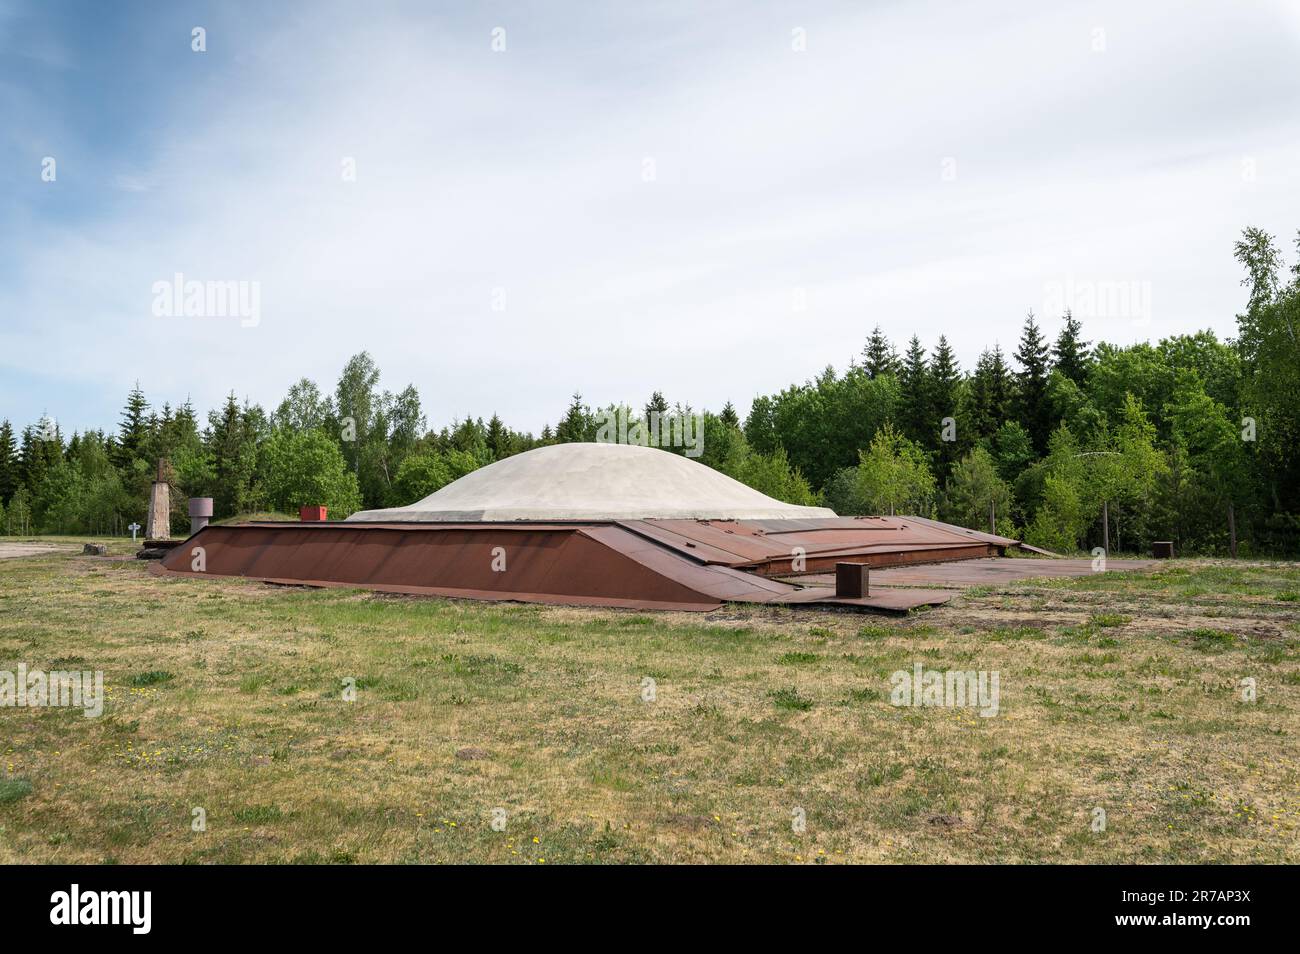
115,382,150,468
719,401,739,429
177,399,198,430
486,414,510,460
207,393,260,516
898,335,929,445
926,337,961,421
862,326,901,379
0,420,18,503
556,393,592,443
1052,310,1092,385
643,391,669,427
966,346,1012,441
157,399,201,460
925,336,963,474
20,422,62,494
1013,311,1052,453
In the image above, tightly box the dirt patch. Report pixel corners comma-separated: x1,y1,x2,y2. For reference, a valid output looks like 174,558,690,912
0,543,73,560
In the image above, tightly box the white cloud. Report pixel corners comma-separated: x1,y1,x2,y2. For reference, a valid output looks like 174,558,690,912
3,0,1299,434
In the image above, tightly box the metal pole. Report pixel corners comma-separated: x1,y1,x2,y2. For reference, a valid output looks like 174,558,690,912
1102,499,1110,555
989,498,996,534
1228,502,1238,558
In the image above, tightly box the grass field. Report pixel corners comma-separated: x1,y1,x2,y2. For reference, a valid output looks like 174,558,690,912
2,538,1298,864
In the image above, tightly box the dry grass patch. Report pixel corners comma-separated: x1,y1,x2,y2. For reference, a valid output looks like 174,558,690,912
1,550,1297,863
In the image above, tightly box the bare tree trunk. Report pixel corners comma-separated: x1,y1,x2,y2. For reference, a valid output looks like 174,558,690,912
1228,502,1238,558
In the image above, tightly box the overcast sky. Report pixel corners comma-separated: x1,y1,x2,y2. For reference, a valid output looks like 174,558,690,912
3,0,1299,437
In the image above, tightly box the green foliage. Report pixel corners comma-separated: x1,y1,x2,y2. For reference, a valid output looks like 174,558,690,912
273,378,331,432
0,778,33,804
1090,395,1168,550
260,428,362,517
485,414,512,459
743,366,898,489
392,451,451,504
390,448,485,506
172,443,216,500
722,442,817,506
129,670,173,687
991,420,1035,484
1013,311,1053,452
821,466,866,515
940,447,1013,532
208,394,263,517
862,325,901,378
697,412,746,472
1016,397,1167,552
556,392,596,443
1089,613,1130,627
1235,228,1300,523
898,334,929,440
769,687,813,711
964,345,1013,444
0,420,18,503
1023,472,1087,553
4,486,32,534
925,336,963,477
1052,311,1092,385
854,424,936,516
113,383,150,470
1044,369,1095,437
332,352,426,508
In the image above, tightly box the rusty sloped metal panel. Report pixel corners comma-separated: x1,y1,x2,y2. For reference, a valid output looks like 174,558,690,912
579,526,804,603
893,515,1018,549
157,523,725,610
616,520,789,563
757,541,996,576
616,516,1004,576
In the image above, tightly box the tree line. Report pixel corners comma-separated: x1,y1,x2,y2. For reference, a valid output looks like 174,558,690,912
1,226,1296,555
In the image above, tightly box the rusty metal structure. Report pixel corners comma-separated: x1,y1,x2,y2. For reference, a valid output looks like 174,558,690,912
154,514,1018,612
151,443,1065,612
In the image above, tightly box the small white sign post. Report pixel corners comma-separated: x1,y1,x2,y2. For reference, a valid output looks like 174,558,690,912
128,522,141,542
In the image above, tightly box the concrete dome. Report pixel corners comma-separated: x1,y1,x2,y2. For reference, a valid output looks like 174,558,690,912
347,442,836,522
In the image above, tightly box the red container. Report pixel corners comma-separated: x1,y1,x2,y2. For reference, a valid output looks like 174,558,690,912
300,505,328,522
